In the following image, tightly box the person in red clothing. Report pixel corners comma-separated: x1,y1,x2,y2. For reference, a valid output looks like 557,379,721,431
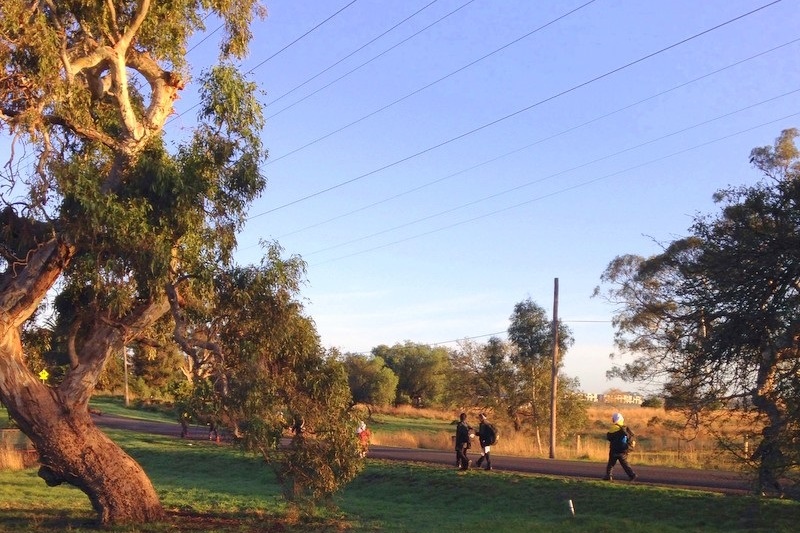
357,421,371,458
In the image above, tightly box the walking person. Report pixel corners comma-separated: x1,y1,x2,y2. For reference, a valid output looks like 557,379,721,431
454,412,472,470
356,421,371,458
604,412,637,481
475,413,496,471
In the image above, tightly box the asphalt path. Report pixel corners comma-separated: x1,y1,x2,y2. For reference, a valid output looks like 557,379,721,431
92,413,754,495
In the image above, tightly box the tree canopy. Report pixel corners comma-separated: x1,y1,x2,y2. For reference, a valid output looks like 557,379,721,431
343,352,399,407
596,129,800,496
507,298,575,434
372,341,451,407
0,0,364,524
445,297,585,442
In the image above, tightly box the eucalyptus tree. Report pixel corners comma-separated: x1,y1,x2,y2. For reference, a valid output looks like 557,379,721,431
445,337,515,412
373,341,452,407
0,0,267,524
190,247,363,503
343,352,399,407
596,129,800,496
507,298,574,444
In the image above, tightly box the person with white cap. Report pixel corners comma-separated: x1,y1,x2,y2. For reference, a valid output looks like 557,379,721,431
603,412,637,481
475,413,496,471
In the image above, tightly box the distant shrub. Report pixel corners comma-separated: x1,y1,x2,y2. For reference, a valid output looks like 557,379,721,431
641,397,664,408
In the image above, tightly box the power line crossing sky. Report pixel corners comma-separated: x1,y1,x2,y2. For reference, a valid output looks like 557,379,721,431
171,0,798,392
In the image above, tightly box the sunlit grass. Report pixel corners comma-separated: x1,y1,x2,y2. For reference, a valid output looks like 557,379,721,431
1,397,781,531
339,461,800,533
0,444,24,470
89,395,178,424
3,433,798,532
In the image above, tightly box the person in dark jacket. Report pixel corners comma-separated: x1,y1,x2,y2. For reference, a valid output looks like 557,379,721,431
475,413,495,471
604,412,637,481
454,412,473,470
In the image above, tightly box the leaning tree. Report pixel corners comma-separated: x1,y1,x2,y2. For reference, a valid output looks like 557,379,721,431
0,0,268,524
596,129,800,496
177,244,365,504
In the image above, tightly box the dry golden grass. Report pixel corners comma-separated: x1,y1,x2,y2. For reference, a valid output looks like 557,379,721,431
0,444,24,470
376,404,453,420
369,404,754,470
0,428,38,471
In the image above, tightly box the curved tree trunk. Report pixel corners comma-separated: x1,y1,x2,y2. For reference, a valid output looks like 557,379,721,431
750,346,787,494
0,236,165,525
0,329,164,525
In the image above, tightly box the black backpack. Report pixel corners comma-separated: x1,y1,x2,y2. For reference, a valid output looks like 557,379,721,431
486,423,498,445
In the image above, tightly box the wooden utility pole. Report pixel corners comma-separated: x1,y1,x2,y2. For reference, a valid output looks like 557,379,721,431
123,347,130,407
549,278,559,459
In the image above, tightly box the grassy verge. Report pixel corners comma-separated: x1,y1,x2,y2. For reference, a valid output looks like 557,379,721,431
340,462,799,533
28,397,751,469
365,405,748,470
1,428,798,532
88,395,178,424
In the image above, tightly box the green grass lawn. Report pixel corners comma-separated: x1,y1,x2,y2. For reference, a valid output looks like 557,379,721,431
89,395,179,424
369,411,454,434
1,404,12,428
1,425,798,532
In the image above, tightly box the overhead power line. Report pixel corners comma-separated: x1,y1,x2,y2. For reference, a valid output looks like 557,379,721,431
186,11,220,55
170,1,359,124
428,321,613,347
248,0,783,220
273,37,800,240
245,0,360,75
264,0,493,120
187,24,222,54
350,320,612,353
264,0,598,155
265,0,444,109
302,88,800,257
308,111,800,266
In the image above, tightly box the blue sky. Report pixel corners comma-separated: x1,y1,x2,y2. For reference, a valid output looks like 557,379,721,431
178,0,800,394
6,0,796,394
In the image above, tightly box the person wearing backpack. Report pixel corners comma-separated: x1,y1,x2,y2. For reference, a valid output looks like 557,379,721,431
475,413,497,471
603,412,638,481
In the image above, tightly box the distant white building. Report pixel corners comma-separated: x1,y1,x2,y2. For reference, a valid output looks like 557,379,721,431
581,392,599,402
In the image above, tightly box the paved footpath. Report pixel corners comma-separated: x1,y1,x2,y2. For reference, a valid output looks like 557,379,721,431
93,413,753,495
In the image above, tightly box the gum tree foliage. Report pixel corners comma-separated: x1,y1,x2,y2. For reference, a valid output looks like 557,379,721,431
372,341,452,407
595,129,800,496
343,352,399,408
507,298,576,436
449,330,585,438
445,337,516,412
178,246,363,504
0,0,279,525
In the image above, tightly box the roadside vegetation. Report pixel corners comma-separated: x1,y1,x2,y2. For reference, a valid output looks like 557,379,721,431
2,397,751,476
78,396,753,470
1,426,799,532
363,404,751,470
